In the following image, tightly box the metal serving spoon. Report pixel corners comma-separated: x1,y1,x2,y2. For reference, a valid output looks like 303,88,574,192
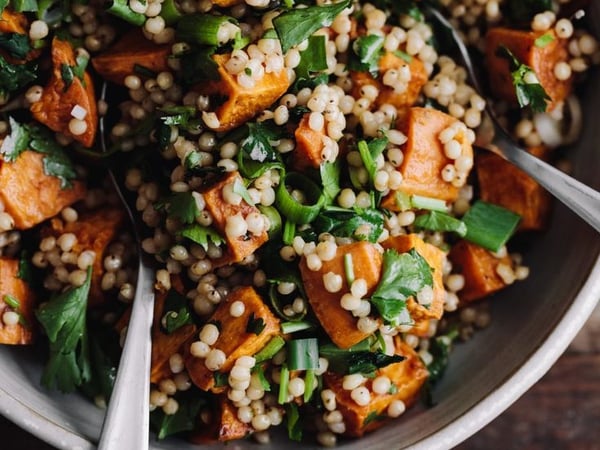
97,83,155,450
426,7,600,233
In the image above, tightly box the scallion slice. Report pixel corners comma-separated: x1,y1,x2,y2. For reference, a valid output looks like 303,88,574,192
411,194,449,212
413,210,467,237
275,173,326,224
303,369,317,403
462,200,521,252
283,220,296,245
176,14,237,46
106,0,146,25
254,336,286,364
159,0,183,25
288,338,319,371
278,364,290,404
281,320,315,335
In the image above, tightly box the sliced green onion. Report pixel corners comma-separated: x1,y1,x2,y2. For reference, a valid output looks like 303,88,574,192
534,33,554,48
278,364,290,404
258,205,282,238
106,0,146,25
344,253,355,286
281,320,315,335
252,364,271,391
411,195,449,212
254,336,286,364
159,0,183,25
394,191,412,211
288,338,319,371
3,294,20,310
176,14,237,46
303,369,317,403
268,284,307,322
283,220,296,245
462,201,521,252
413,210,467,237
275,173,326,224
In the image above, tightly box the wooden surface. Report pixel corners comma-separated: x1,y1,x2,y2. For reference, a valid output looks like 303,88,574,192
2,308,599,450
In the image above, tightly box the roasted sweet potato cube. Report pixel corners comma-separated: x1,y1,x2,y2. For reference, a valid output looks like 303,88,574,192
382,234,446,324
30,38,97,147
0,9,27,34
323,339,428,437
0,150,86,229
293,113,327,170
48,208,125,306
381,107,473,209
351,52,427,116
185,286,280,392
189,395,252,444
198,53,290,132
485,28,571,110
0,258,36,345
200,171,268,267
299,241,383,349
92,29,171,85
477,151,552,231
448,240,511,303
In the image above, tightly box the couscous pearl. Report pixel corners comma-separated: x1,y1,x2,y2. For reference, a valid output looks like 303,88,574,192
205,349,226,371
190,341,210,358
199,323,220,346
342,373,365,391
350,386,371,406
350,278,368,298
230,300,245,317
2,311,19,326
29,20,49,39
554,61,572,81
387,399,406,418
317,431,337,447
68,119,88,136
169,354,184,374
323,272,343,293
288,377,305,397
340,293,361,311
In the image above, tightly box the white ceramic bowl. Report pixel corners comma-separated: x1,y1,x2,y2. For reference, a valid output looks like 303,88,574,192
1,8,600,450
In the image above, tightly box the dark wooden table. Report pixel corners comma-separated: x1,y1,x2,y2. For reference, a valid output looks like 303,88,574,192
2,317,599,450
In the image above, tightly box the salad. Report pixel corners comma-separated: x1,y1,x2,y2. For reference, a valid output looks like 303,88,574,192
0,0,597,447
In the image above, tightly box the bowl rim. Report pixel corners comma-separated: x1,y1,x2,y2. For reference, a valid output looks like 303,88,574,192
0,250,598,450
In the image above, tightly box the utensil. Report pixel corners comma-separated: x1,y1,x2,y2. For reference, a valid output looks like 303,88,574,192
426,6,600,233
97,83,155,450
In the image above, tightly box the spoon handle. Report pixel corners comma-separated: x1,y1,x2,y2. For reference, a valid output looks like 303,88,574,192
491,131,600,233
97,261,155,450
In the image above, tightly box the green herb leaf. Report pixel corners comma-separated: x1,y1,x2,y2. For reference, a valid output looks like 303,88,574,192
357,138,388,203
413,210,467,237
238,121,285,178
462,200,521,252
232,178,255,206
0,117,30,162
348,34,385,75
295,34,328,80
0,33,32,59
497,46,551,113
178,46,220,85
161,192,200,224
162,289,193,334
320,160,341,205
313,206,385,243
0,55,37,95
246,312,266,335
10,0,38,12
370,249,433,324
252,364,272,392
320,339,404,375
180,223,225,251
285,402,302,441
3,294,20,310
273,0,351,53
159,105,201,132
534,33,555,48
35,267,92,392
393,49,412,63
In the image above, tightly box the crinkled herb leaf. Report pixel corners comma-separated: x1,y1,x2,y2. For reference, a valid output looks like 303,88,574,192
370,249,433,324
162,289,193,334
238,121,285,178
150,392,207,440
320,160,341,205
497,46,551,112
159,105,202,132
0,33,31,59
295,34,328,81
0,55,37,95
159,192,200,224
285,402,302,442
179,46,220,85
246,312,266,335
348,34,385,75
273,0,351,53
313,206,385,243
0,117,29,162
180,223,225,251
534,33,554,48
35,267,92,393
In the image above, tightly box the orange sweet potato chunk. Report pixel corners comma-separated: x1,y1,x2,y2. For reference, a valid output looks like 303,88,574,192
299,241,383,349
48,208,125,307
382,234,446,324
323,339,428,437
351,51,428,117
185,286,280,392
0,9,27,34
381,107,473,209
293,113,327,170
30,38,97,147
200,171,268,267
0,150,86,229
92,29,171,85
198,53,290,132
189,396,252,444
448,240,511,303
476,150,552,231
485,28,571,110
0,258,36,345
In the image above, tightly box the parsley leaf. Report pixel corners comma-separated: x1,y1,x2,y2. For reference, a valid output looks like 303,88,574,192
320,160,341,205
162,289,193,334
159,105,202,132
160,192,200,224
0,117,30,162
497,46,551,113
0,55,37,95
273,0,351,53
178,46,220,85
313,206,385,243
348,34,385,75
370,249,433,325
150,392,207,440
60,54,88,92
413,210,467,237
246,312,266,335
0,33,31,59
180,223,225,251
237,121,285,179
35,267,92,393
320,339,404,376
285,403,302,442
295,34,328,81
11,0,38,12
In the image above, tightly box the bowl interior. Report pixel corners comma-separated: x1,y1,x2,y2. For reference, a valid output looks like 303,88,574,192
1,10,600,450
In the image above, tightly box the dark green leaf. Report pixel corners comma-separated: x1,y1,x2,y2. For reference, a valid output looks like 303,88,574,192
28,124,78,189
273,0,351,53
348,34,385,75
151,393,206,440
313,206,385,243
0,33,31,59
0,117,30,162
159,105,202,132
0,0,8,13
246,312,266,335
35,267,92,392
285,402,302,441
162,289,193,334
17,251,35,285
363,411,387,427
180,223,225,251
11,0,38,12
295,34,328,80
133,63,158,78
161,192,200,224
252,364,272,392
213,371,228,387
0,55,37,95
238,121,285,179
179,46,220,85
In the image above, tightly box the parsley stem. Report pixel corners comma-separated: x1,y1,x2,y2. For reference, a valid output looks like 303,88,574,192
254,336,286,364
